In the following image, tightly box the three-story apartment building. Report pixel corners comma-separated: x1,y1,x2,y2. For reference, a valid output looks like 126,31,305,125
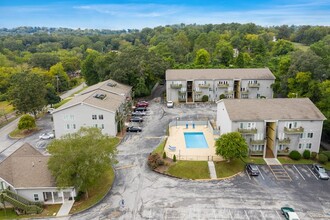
216,98,326,158
166,68,275,103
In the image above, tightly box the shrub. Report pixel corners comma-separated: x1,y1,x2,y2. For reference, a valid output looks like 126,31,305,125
289,150,301,160
162,151,166,159
18,114,36,130
202,95,208,102
318,154,328,164
219,94,226,99
303,150,311,159
173,154,176,162
320,151,330,161
311,151,317,159
147,153,164,169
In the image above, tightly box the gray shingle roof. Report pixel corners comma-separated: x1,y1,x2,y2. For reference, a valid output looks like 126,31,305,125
166,68,275,81
0,143,55,188
81,79,132,96
219,98,326,121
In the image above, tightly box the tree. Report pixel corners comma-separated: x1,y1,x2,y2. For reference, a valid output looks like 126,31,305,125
8,72,47,118
272,39,294,56
215,132,248,161
18,114,36,130
235,52,245,68
213,40,233,66
47,127,118,198
49,63,70,92
45,83,61,106
194,49,210,66
81,49,100,86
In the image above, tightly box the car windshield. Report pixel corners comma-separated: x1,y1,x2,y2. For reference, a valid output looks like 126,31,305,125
250,165,258,170
318,167,325,173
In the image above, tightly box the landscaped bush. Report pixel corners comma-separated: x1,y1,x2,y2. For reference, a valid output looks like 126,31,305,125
18,114,36,130
289,150,301,160
162,151,166,159
173,154,177,162
318,154,328,164
303,150,311,159
219,94,226,99
147,153,164,169
320,151,330,161
311,151,317,159
202,95,208,102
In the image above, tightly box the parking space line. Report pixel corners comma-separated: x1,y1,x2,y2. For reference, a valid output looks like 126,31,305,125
276,210,283,219
260,210,265,220
229,209,234,220
256,166,265,180
306,165,319,180
244,210,250,220
293,165,305,180
246,170,252,180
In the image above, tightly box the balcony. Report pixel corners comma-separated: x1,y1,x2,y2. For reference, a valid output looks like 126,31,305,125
238,128,257,134
224,90,234,95
170,84,182,89
250,150,264,156
217,84,229,88
178,89,186,95
278,137,291,145
194,89,203,94
241,90,249,94
198,84,210,89
284,126,304,134
178,97,186,102
250,139,265,145
248,83,260,88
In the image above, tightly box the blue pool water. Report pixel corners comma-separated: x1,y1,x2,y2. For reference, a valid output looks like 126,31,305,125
184,132,209,149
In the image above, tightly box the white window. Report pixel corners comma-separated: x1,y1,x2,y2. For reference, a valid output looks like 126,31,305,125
307,133,313,138
99,115,104,120
101,124,104,129
299,143,303,149
34,194,39,201
66,124,70,129
306,143,312,149
287,122,297,129
92,115,97,120
94,124,98,128
278,145,284,150
73,124,76,129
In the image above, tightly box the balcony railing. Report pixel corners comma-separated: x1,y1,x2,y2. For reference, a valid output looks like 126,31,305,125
224,90,234,95
178,97,186,102
217,84,229,88
250,139,265,144
248,83,260,88
170,84,182,89
249,150,264,156
238,128,257,134
278,137,291,145
284,127,304,134
194,90,203,94
241,90,249,94
277,149,290,155
178,89,186,94
198,84,210,88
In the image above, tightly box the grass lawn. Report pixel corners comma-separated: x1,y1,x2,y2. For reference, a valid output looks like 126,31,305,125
53,98,72,109
292,42,309,51
0,204,61,219
70,168,115,214
244,157,266,164
9,127,39,139
323,162,330,170
152,139,166,155
0,209,19,219
214,159,245,178
0,101,14,113
167,161,210,179
277,156,316,165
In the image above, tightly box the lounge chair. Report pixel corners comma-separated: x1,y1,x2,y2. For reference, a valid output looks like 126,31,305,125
168,145,176,151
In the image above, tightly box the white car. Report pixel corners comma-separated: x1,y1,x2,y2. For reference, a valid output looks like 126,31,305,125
167,101,174,108
39,132,55,140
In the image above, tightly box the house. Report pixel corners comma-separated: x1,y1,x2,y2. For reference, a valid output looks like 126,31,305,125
216,98,326,158
52,79,132,138
0,143,75,204
166,68,275,103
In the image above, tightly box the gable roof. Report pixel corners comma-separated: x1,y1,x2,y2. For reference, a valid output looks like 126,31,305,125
0,143,55,188
80,79,132,96
218,98,326,121
166,68,275,81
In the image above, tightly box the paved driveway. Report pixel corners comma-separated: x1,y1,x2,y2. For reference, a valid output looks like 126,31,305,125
67,102,330,220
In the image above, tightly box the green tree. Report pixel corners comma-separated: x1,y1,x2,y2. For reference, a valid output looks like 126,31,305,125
81,49,100,86
194,49,210,66
47,127,118,198
215,132,248,161
18,114,36,130
213,40,233,66
8,72,47,118
49,63,70,92
45,83,61,106
272,39,294,56
29,53,60,70
235,52,245,68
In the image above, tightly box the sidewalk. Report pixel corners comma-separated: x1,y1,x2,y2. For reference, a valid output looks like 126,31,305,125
56,200,74,217
207,161,217,179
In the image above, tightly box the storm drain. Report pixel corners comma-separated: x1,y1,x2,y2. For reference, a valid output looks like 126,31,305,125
269,165,292,181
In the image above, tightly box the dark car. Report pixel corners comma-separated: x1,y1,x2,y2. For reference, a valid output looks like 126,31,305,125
132,111,146,116
311,164,329,180
136,101,149,108
134,107,147,112
130,117,143,122
246,164,260,176
126,126,142,132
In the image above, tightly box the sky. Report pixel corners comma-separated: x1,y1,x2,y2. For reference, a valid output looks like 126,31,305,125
0,0,329,30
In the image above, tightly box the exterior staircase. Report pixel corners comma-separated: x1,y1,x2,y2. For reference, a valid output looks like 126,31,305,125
0,189,43,214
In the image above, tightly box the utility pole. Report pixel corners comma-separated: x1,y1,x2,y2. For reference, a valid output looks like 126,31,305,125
55,75,59,93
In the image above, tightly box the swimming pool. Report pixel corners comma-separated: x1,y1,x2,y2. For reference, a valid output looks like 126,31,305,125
184,132,209,149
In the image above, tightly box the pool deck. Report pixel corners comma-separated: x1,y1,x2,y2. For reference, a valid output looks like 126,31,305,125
165,125,223,161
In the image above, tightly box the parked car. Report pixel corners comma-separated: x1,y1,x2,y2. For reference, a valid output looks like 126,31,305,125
131,111,146,116
126,126,142,132
281,207,300,220
134,107,147,112
167,101,174,108
311,164,329,180
136,101,149,107
47,108,55,114
39,132,55,140
130,117,143,122
246,164,260,176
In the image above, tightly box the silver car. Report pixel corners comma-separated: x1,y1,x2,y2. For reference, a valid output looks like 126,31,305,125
311,164,329,180
39,132,55,140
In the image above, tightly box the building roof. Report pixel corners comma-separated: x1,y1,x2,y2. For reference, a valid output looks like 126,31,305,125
0,143,55,188
80,79,132,96
166,68,275,81
219,98,326,121
54,89,126,114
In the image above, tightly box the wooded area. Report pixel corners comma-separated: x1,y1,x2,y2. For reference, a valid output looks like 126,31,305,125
0,23,329,139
